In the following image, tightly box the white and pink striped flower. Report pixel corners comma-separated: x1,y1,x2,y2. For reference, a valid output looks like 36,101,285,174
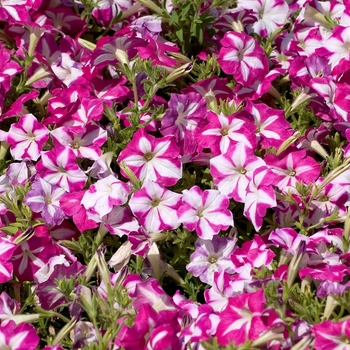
216,289,267,346
218,31,268,86
35,147,87,192
81,175,130,219
210,142,266,202
0,237,16,283
129,180,182,233
198,111,257,156
243,166,277,231
0,320,39,350
50,123,107,161
7,114,49,161
264,149,321,191
178,186,233,240
238,0,289,38
312,319,350,350
118,129,182,187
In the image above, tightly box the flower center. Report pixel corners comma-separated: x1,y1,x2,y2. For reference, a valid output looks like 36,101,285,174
237,49,244,60
339,335,350,344
208,256,218,264
197,208,204,217
150,198,161,207
240,168,247,175
289,170,296,176
144,152,154,161
72,141,81,149
221,128,228,136
318,195,329,202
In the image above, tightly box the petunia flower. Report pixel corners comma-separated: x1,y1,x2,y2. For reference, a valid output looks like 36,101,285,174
129,180,182,233
24,177,67,227
218,31,268,86
178,186,233,240
186,235,237,285
118,129,182,187
7,113,49,161
0,320,39,350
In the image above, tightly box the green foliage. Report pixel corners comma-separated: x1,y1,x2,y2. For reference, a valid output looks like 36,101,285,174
288,283,326,325
164,0,218,56
61,231,96,264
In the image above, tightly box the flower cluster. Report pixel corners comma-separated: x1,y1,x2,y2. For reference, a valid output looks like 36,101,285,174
0,0,350,349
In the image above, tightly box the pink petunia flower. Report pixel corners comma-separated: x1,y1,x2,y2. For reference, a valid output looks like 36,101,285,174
81,175,130,219
35,147,87,192
118,129,182,187
178,186,233,240
7,113,49,161
216,289,268,346
312,319,350,350
218,31,268,86
0,320,39,350
129,180,182,233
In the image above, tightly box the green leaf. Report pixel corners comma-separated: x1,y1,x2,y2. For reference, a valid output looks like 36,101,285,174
1,225,20,234
176,28,184,42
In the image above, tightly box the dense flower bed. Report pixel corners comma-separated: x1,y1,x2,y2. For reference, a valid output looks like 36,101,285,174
1,0,350,349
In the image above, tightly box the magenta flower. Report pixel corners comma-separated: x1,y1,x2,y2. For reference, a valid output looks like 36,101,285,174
0,44,23,93
24,177,67,227
204,271,237,312
0,237,16,283
11,235,57,282
129,180,182,233
180,304,219,346
210,142,266,202
59,191,98,233
91,33,145,68
199,110,257,156
312,320,350,350
118,129,182,187
216,289,268,346
181,76,233,103
178,186,233,240
51,53,83,87
238,0,289,38
0,292,20,324
117,304,180,350
92,0,133,27
265,149,321,191
35,147,87,192
137,36,180,67
269,228,308,256
245,101,293,149
7,113,49,161
50,123,107,161
36,261,86,310
319,26,350,69
81,175,130,219
131,278,177,312
231,235,275,272
0,320,39,350
218,31,268,86
186,235,237,285
243,167,277,231
100,206,139,237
